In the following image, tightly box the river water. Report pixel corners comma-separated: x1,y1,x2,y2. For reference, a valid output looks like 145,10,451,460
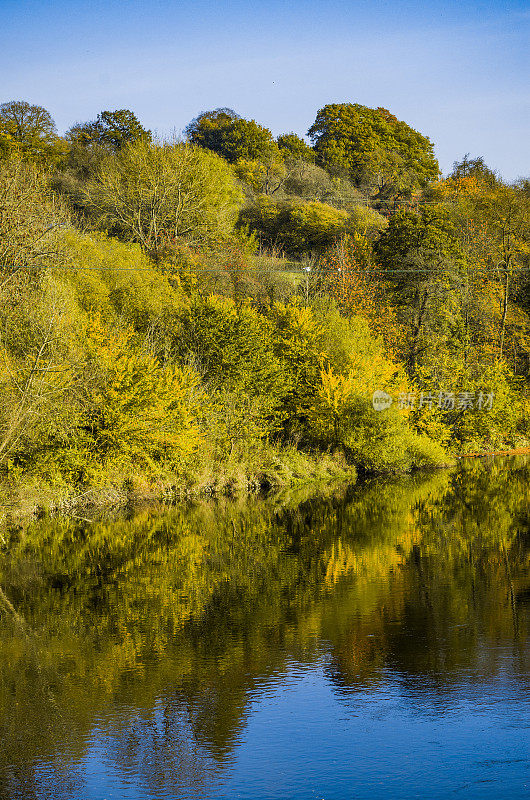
0,458,528,799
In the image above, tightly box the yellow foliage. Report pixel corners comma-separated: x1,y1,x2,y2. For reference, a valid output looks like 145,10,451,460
81,314,206,470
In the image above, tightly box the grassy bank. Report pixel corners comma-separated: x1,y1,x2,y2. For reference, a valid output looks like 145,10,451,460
0,445,356,525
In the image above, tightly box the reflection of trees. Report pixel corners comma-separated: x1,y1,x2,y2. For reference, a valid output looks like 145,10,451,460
98,700,221,799
325,459,530,703
0,460,528,797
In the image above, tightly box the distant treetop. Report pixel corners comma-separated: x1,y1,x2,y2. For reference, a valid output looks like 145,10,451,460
0,100,61,161
185,108,278,163
276,133,315,162
67,109,151,151
450,155,498,188
307,102,439,200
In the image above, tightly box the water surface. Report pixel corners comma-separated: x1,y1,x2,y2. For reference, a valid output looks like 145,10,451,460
0,458,529,798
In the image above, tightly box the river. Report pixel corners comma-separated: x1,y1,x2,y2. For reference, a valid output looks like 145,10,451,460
0,457,528,799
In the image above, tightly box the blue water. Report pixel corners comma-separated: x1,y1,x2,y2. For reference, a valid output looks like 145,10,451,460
34,663,529,800
0,460,529,798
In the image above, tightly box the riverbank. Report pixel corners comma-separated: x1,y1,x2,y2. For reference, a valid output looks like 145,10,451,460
0,445,356,528
457,446,530,459
13,439,530,531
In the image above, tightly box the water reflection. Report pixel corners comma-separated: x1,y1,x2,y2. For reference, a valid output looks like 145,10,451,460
0,458,529,799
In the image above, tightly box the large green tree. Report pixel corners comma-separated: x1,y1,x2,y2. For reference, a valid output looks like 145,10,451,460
185,108,278,164
432,160,530,363
276,132,315,163
308,103,439,201
0,100,63,162
59,109,150,200
374,207,466,370
66,108,150,152
460,182,530,359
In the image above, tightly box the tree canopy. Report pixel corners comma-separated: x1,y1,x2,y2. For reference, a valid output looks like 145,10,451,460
308,103,439,200
84,137,244,257
185,108,278,163
0,100,62,161
1,96,529,503
67,108,150,151
450,154,498,188
277,133,315,162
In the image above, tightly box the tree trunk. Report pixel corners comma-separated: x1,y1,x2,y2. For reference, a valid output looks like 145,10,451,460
499,269,509,360
409,289,428,371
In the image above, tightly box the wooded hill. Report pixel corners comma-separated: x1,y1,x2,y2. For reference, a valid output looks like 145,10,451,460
1,99,529,514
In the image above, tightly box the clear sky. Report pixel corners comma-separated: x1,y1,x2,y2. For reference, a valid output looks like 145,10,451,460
1,0,529,179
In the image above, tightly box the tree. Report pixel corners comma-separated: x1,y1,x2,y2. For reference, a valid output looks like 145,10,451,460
282,160,335,199
469,184,530,359
240,197,349,255
66,108,150,152
233,157,287,197
185,108,278,163
59,110,150,203
84,137,243,258
314,235,397,349
374,207,466,370
0,100,62,162
307,103,439,201
0,158,68,277
79,316,205,469
450,155,498,188
439,170,530,363
276,133,315,162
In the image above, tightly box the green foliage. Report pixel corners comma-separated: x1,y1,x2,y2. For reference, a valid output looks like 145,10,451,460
58,229,184,332
342,402,446,472
277,132,315,162
308,103,439,200
374,206,467,369
412,361,529,453
268,301,325,433
3,103,530,505
55,110,151,207
0,272,85,474
283,200,349,253
0,158,69,273
233,156,286,197
78,316,206,474
375,206,465,275
241,192,386,257
281,159,336,199
84,138,244,257
293,304,444,470
240,196,348,255
450,154,498,188
186,108,279,163
347,204,388,238
67,108,151,151
173,295,283,399
0,100,66,164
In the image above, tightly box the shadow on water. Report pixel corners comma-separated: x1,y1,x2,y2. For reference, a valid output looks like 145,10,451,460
0,457,529,799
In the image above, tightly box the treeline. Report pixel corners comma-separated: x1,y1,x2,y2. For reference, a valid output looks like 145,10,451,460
0,99,529,513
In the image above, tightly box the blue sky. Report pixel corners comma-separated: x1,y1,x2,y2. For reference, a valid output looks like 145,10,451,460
1,0,528,179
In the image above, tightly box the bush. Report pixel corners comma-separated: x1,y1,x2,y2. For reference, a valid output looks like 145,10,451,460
59,229,184,334
341,402,446,473
241,196,348,255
